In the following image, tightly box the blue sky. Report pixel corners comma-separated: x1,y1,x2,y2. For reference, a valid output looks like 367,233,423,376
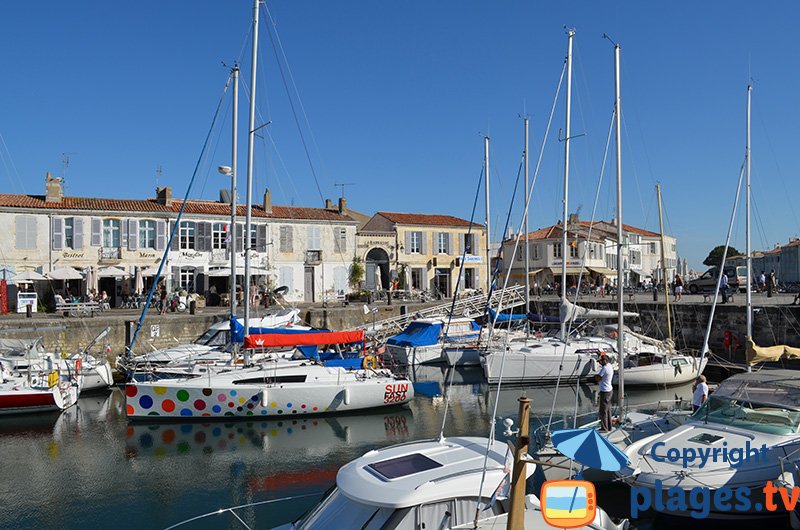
2,1,799,270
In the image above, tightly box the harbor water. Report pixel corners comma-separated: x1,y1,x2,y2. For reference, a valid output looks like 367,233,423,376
0,367,782,529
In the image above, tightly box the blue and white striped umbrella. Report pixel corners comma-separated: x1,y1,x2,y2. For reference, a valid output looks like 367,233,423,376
550,428,629,471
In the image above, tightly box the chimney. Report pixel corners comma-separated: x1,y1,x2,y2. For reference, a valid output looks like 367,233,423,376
325,198,333,209
156,186,173,206
338,197,347,215
45,172,63,203
263,188,272,214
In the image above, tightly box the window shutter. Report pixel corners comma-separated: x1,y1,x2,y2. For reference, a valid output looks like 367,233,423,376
170,222,180,251
256,224,267,252
73,218,84,249
171,266,180,288
420,232,427,255
448,233,453,255
128,219,138,250
90,218,102,247
235,223,244,252
195,222,206,252
204,223,214,252
457,233,463,256
156,221,167,251
404,231,411,254
120,218,128,248
52,217,63,251
286,226,294,252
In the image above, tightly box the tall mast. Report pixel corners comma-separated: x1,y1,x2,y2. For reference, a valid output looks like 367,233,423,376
243,0,260,365
656,184,672,341
746,83,752,372
524,116,530,330
560,29,574,342
484,135,491,293
230,65,239,331
614,42,624,411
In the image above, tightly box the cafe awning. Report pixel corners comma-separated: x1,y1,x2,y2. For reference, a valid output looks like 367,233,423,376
509,268,544,278
548,267,585,275
587,267,616,276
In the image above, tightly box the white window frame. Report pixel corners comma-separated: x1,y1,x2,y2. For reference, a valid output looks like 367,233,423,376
553,243,562,258
179,221,196,250
64,217,74,249
437,232,449,254
103,219,120,248
139,220,157,249
410,232,422,254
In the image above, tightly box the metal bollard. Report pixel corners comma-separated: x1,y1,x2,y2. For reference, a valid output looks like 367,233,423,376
652,286,658,301
25,304,32,318
189,300,196,315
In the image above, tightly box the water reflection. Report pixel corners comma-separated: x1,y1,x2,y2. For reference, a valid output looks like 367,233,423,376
125,409,414,459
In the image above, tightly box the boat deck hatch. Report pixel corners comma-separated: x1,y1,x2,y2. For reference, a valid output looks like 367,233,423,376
688,433,724,445
366,453,442,480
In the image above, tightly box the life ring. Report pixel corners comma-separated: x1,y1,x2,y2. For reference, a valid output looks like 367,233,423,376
362,355,379,370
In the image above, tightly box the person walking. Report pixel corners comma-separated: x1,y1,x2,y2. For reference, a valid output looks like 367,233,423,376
692,375,709,412
595,354,614,432
767,269,777,298
759,271,766,292
674,274,683,302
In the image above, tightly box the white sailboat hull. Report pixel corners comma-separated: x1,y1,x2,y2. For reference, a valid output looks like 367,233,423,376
482,339,605,383
125,360,413,420
615,356,708,387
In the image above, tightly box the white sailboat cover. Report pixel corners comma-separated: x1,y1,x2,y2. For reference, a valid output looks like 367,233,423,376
745,336,800,365
559,299,638,323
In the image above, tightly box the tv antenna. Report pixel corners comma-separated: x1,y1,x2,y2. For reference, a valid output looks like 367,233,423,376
61,152,77,179
334,182,356,198
155,165,163,187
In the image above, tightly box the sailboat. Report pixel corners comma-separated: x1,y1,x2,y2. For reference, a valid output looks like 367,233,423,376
125,0,413,421
0,354,81,415
481,30,616,385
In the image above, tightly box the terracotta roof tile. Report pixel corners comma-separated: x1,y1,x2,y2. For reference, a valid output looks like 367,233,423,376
0,194,357,222
377,211,483,228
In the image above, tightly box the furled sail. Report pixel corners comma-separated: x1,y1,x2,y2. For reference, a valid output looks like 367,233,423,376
746,336,800,365
559,298,638,323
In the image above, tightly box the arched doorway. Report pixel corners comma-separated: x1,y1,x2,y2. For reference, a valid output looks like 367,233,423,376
365,248,391,291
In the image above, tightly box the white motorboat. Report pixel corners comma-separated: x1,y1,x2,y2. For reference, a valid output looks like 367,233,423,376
0,336,113,392
618,369,800,518
125,357,413,420
385,317,480,365
0,361,80,415
271,436,626,530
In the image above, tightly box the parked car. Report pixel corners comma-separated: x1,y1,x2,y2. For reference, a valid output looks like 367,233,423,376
687,266,739,294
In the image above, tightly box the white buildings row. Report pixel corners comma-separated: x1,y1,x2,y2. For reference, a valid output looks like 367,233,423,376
503,214,678,289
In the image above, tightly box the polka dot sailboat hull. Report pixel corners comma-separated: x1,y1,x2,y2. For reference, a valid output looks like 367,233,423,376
125,360,413,420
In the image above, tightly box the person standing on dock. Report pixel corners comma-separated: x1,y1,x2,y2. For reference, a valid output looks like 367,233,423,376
595,354,613,432
692,375,708,412
674,274,683,302
720,273,729,303
767,269,777,298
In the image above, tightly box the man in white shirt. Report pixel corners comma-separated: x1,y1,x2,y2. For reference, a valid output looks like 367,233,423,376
720,273,729,304
692,375,709,412
595,355,614,431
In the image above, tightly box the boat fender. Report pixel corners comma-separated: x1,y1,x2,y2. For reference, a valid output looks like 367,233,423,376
362,355,378,370
75,358,82,374
260,389,268,407
343,388,351,406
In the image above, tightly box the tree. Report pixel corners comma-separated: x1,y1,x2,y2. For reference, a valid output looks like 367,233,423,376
348,256,364,291
702,245,742,267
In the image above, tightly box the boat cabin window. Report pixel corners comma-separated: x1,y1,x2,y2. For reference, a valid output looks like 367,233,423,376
233,375,307,384
366,453,442,480
384,497,503,530
297,488,394,530
195,329,228,347
692,395,800,435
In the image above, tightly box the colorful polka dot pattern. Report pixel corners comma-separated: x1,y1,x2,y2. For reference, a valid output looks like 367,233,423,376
125,384,335,419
